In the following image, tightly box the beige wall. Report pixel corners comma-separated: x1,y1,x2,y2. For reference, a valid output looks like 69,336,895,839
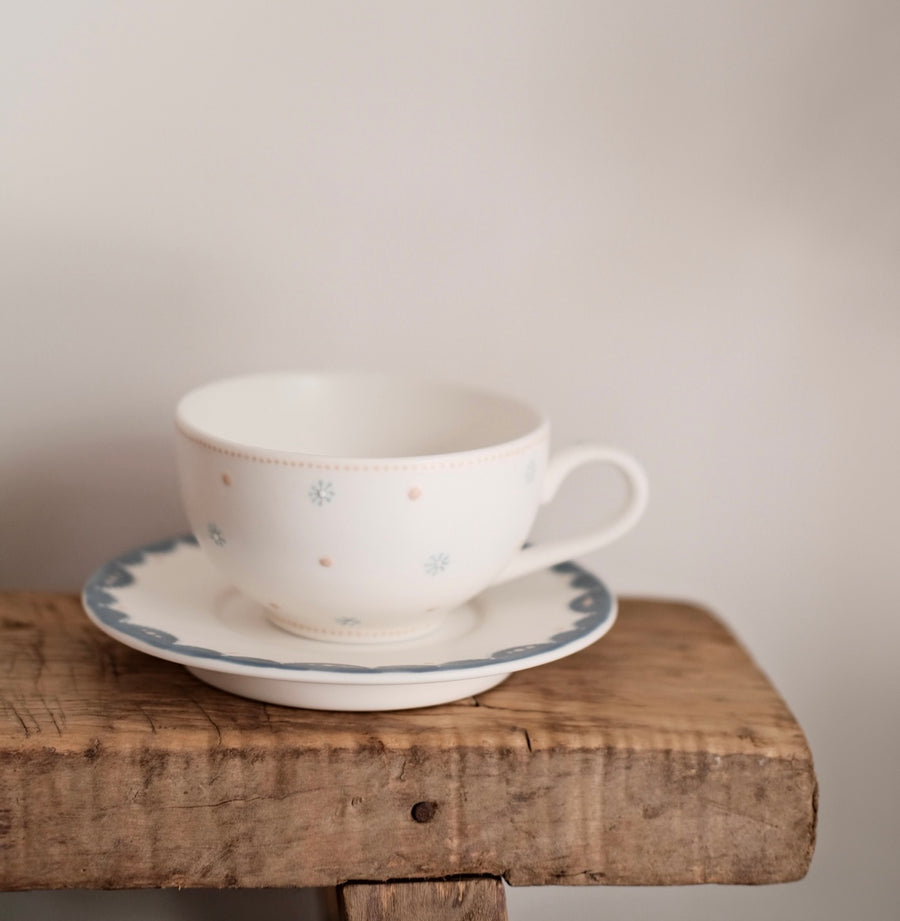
2,3,898,918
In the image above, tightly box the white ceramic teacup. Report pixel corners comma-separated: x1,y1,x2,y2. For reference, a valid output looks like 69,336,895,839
175,372,648,643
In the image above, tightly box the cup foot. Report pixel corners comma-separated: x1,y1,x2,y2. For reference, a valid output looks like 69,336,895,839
265,607,448,644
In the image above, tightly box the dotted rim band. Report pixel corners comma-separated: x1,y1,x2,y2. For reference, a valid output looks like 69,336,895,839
176,421,547,472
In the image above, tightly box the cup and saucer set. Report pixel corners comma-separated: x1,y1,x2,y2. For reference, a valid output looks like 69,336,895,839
82,373,649,711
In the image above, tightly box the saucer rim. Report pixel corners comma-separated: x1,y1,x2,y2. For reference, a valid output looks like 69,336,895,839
81,534,617,686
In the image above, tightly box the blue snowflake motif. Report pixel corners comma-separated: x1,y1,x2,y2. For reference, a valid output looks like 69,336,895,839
336,616,361,627
207,523,226,547
425,553,450,576
309,480,335,506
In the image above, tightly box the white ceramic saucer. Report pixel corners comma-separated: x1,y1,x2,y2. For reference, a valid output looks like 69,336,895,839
82,535,617,711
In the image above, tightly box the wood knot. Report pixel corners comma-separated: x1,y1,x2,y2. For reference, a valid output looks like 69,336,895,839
410,801,438,823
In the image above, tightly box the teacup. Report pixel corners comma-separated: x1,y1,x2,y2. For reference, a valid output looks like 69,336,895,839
175,372,648,643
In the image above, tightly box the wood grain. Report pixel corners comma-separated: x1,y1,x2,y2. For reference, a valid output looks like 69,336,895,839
0,593,817,891
339,878,507,921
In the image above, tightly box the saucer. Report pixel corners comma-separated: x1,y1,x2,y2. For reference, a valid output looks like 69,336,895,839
82,535,617,711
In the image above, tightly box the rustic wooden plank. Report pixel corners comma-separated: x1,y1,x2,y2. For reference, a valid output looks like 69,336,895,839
0,592,817,891
339,878,507,921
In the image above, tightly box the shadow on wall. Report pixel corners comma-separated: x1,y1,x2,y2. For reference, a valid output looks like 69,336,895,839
0,220,259,592
0,887,327,921
0,432,186,591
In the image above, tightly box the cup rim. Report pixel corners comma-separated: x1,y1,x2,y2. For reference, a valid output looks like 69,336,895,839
176,371,549,465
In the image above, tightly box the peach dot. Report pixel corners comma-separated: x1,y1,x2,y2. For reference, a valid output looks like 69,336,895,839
221,473,232,486
408,486,422,500
319,557,334,568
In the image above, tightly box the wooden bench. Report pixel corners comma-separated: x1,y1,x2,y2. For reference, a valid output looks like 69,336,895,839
0,593,817,919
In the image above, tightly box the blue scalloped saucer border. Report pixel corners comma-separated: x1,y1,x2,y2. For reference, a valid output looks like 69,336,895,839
82,534,615,677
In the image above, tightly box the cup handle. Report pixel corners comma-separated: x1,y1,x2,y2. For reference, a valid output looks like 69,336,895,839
490,445,649,586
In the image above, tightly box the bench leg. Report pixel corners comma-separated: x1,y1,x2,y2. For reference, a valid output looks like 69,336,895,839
334,877,508,921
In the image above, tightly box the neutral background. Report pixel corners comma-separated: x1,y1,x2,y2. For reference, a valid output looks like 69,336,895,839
2,2,897,919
